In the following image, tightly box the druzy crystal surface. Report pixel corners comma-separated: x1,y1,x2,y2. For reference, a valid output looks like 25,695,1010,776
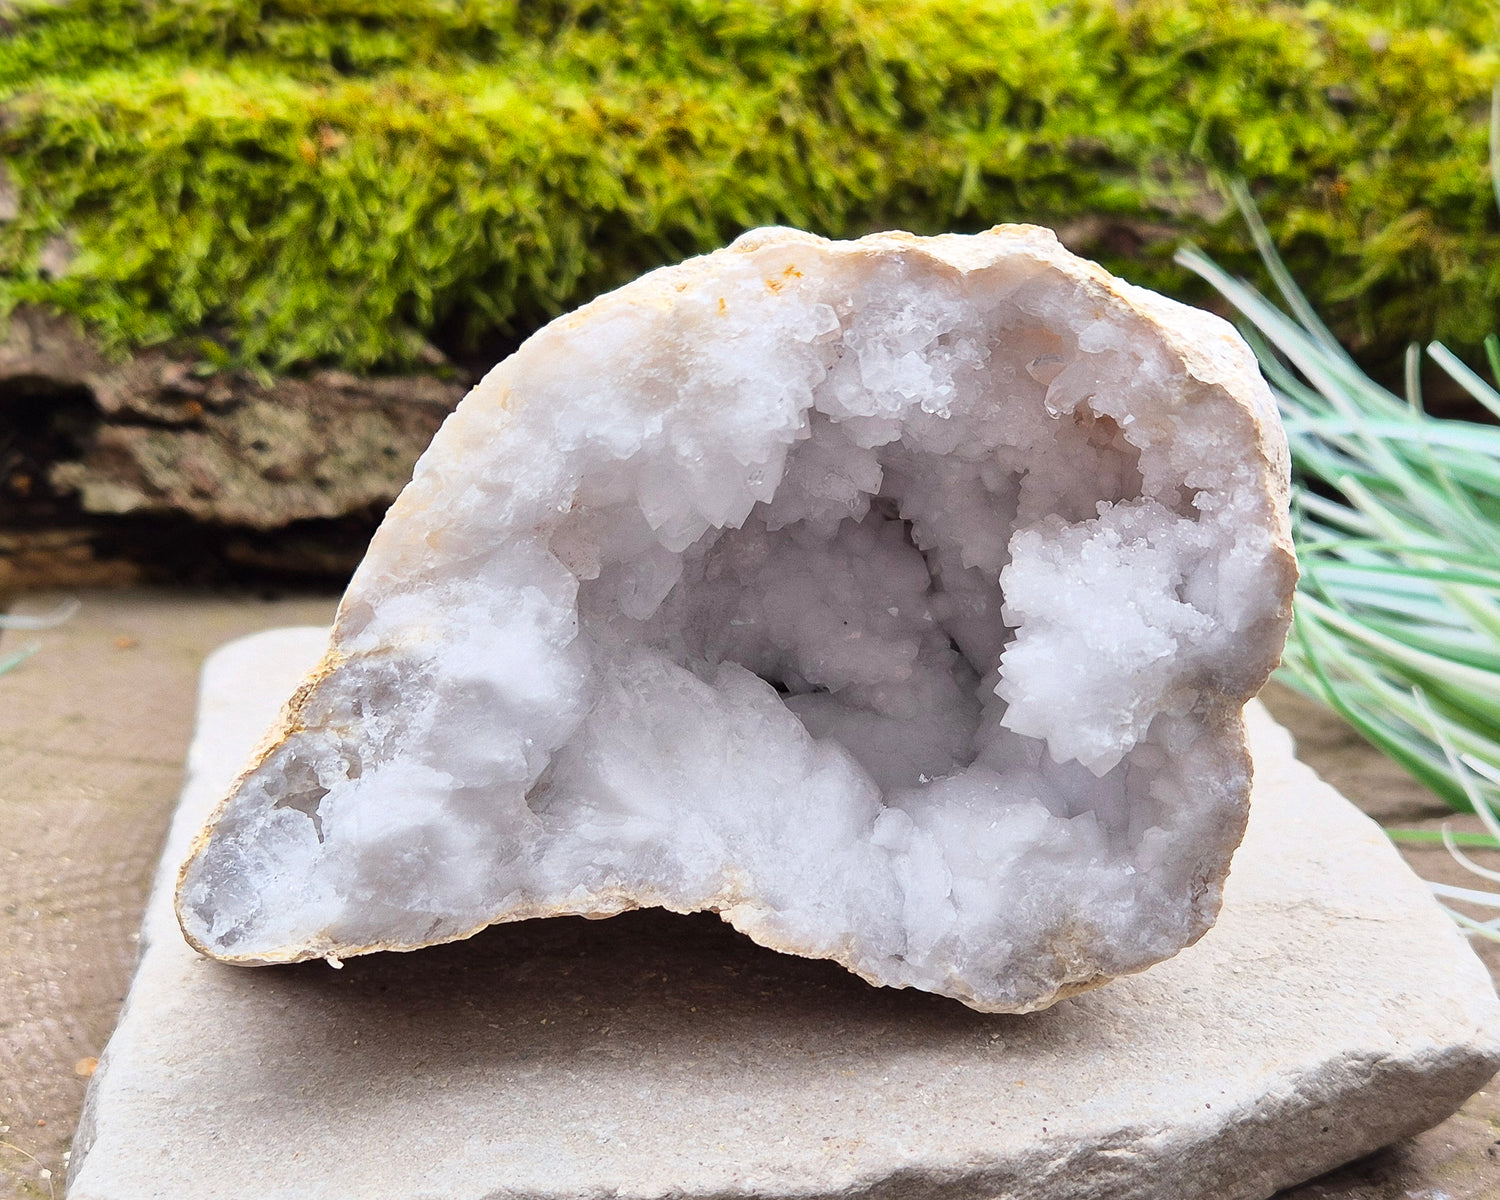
178,227,1295,1012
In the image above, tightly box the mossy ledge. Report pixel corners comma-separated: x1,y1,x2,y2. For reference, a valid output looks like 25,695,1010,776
1,0,1497,375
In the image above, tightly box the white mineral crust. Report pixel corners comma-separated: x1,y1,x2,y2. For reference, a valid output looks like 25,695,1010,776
176,226,1296,1012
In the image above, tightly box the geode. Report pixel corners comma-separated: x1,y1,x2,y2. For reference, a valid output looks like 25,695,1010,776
176,226,1296,1013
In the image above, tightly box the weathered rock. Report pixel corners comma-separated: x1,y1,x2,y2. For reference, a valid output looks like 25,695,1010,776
0,526,143,591
0,307,466,528
49,383,458,528
0,306,466,582
68,627,1500,1200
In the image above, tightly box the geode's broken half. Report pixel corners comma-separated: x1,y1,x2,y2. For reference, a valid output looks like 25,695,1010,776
176,226,1295,1013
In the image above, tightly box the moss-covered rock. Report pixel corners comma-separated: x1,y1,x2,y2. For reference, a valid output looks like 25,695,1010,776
0,0,1496,374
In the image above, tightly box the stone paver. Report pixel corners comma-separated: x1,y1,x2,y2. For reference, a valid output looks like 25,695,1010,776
0,591,338,1199
1260,683,1500,1200
64,637,1500,1200
1,594,1498,1198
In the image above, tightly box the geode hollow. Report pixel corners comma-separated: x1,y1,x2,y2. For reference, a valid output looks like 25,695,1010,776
177,227,1295,1013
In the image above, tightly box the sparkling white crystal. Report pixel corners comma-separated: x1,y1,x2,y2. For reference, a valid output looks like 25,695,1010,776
176,226,1296,1012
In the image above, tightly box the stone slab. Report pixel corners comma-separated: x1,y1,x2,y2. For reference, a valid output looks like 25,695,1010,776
67,629,1500,1200
0,590,339,1198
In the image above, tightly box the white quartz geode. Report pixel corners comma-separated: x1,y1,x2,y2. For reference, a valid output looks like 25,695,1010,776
176,226,1296,1013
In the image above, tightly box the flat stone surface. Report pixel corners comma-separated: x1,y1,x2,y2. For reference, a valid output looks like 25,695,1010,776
1257,684,1500,1200
6,595,1497,1200
63,628,1500,1200
0,591,338,1200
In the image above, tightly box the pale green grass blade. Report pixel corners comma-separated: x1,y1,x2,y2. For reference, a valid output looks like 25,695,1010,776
1295,619,1500,779
1414,688,1500,846
0,598,79,630
1442,906,1500,943
1226,179,1352,365
1430,881,1500,908
1440,826,1500,884
1285,617,1484,811
0,642,38,677
1297,596,1500,710
1387,828,1500,849
1427,342,1500,423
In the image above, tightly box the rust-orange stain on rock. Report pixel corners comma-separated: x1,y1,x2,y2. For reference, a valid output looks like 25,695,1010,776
766,265,802,294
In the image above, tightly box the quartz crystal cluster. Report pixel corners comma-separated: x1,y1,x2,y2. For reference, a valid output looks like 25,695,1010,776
177,227,1295,1012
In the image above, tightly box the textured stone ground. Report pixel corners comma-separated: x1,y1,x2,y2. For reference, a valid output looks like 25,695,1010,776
2,590,1498,1199
0,591,338,1200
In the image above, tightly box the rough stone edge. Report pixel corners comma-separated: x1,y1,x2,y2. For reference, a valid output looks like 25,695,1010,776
66,623,1500,1200
171,226,1299,1013
0,305,467,544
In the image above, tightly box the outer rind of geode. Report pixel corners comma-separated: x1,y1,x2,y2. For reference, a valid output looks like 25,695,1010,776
175,226,1296,1013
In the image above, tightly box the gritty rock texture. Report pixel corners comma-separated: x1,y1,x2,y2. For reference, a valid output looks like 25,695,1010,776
0,306,465,585
70,628,1500,1200
175,227,1296,1012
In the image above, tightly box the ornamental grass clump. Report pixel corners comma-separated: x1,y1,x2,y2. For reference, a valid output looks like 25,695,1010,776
1179,178,1500,939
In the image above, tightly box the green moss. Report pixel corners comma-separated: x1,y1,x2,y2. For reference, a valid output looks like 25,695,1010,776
0,0,1496,372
